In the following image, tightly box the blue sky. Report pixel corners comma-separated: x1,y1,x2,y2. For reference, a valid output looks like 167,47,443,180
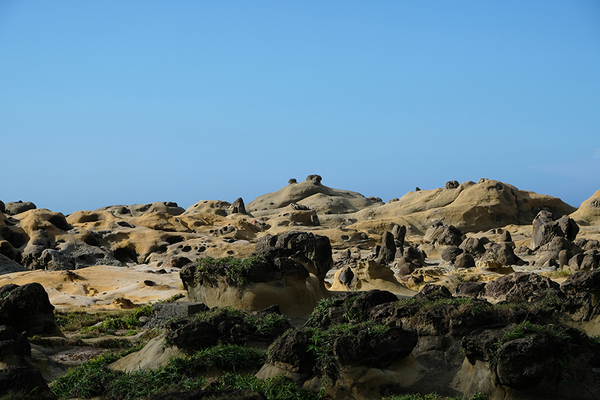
1,1,599,214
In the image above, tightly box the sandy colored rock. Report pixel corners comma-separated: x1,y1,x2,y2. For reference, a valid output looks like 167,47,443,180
351,260,415,296
186,276,328,318
571,190,600,226
0,264,185,310
348,179,575,234
110,333,185,373
247,175,380,215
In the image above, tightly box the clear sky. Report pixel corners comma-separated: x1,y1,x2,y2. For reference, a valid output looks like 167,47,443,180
1,1,599,214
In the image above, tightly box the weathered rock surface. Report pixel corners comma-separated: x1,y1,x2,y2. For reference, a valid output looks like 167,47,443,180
4,201,37,215
571,189,600,225
247,175,381,215
0,283,63,337
531,210,580,250
0,254,26,275
180,232,332,316
349,179,575,234
483,272,560,303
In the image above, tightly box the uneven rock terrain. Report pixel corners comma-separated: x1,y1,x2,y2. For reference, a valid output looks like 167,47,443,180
1,176,599,400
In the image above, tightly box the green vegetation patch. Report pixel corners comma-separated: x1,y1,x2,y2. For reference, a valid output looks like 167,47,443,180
168,306,291,342
55,304,155,337
383,393,488,400
51,343,266,400
80,305,154,336
196,256,267,287
487,320,577,376
217,373,319,400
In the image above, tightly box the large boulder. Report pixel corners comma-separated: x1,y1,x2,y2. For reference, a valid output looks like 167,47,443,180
441,246,463,263
0,283,63,337
459,237,487,257
180,249,328,317
38,242,122,271
481,242,524,266
375,231,396,265
265,231,334,278
531,210,579,250
423,222,463,246
0,254,26,275
483,272,560,303
4,201,36,216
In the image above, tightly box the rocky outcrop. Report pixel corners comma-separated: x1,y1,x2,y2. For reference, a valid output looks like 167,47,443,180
0,283,63,337
95,202,185,217
461,323,599,398
258,290,418,396
483,272,560,303
231,198,246,214
0,254,26,275
164,306,291,353
247,175,381,215
179,232,333,316
531,210,579,250
570,189,600,225
4,201,37,216
349,179,576,234
256,284,600,399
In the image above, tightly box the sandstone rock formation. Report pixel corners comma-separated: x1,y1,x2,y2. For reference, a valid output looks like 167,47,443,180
350,179,575,234
246,175,381,215
571,190,600,225
0,178,599,399
179,232,332,316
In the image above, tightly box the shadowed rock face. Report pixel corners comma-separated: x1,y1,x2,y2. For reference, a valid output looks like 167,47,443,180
257,278,600,400
0,366,56,399
0,324,31,367
256,231,334,279
4,201,37,216
164,306,291,353
483,272,560,303
531,210,580,250
0,283,63,337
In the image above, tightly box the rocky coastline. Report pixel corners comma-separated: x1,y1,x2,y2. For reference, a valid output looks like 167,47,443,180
1,176,599,399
